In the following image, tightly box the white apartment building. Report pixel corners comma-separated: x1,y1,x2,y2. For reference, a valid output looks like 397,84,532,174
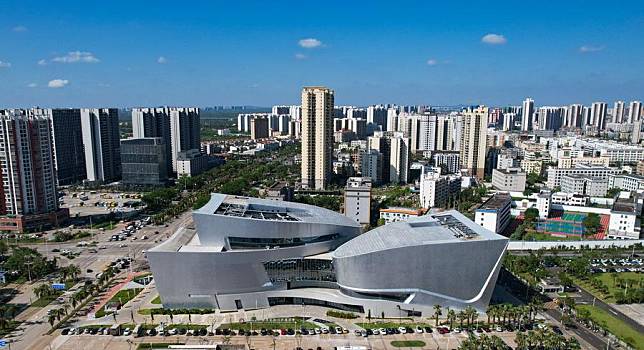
475,193,511,234
80,108,122,183
536,190,551,219
418,167,460,209
344,177,372,225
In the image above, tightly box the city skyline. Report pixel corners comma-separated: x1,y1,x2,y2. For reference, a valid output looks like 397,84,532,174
1,1,643,107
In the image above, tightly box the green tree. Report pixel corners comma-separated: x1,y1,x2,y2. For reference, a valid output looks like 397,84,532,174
524,208,540,223
582,213,601,236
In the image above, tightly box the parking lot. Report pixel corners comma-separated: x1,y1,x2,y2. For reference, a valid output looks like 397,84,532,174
55,326,522,350
59,190,142,217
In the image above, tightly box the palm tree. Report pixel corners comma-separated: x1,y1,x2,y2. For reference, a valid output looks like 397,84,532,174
515,332,528,350
34,284,54,299
66,265,81,281
464,306,476,328
48,314,56,329
486,305,494,325
433,304,442,326
457,311,467,329
447,309,456,330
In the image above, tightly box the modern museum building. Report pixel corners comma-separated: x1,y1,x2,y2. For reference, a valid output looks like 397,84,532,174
147,193,509,316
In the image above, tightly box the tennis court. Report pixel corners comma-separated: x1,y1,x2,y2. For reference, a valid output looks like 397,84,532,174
536,219,585,236
561,213,586,222
536,211,609,239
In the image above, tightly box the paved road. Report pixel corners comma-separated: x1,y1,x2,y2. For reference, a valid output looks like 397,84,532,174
544,305,608,350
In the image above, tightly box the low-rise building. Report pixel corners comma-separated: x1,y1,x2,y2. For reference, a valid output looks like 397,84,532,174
492,168,526,192
551,192,590,206
520,159,544,175
607,197,641,239
379,207,427,224
608,174,644,192
344,177,372,225
176,149,210,177
561,175,608,197
558,156,610,169
474,193,511,234
546,164,620,189
263,182,294,201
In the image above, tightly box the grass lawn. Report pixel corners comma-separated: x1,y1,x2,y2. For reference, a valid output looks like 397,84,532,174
356,321,432,330
574,272,642,304
577,305,644,349
150,295,162,304
524,232,582,241
137,343,184,350
31,291,63,307
391,340,426,347
219,320,317,330
95,288,142,318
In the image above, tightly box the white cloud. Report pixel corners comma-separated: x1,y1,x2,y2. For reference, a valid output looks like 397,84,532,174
37,59,47,66
157,56,167,64
579,45,604,53
426,59,438,66
52,51,100,63
12,25,27,32
294,53,307,60
481,33,507,45
298,38,322,48
0,60,11,68
27,83,38,88
48,79,69,88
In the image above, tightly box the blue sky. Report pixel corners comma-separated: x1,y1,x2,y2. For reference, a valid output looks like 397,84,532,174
0,1,643,107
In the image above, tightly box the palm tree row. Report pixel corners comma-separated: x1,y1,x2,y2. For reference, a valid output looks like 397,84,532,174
47,266,119,330
514,328,581,350
459,333,507,349
486,301,541,328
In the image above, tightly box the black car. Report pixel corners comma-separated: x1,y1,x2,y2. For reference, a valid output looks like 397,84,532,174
260,328,268,336
300,328,309,335
287,329,295,335
179,328,187,335
61,328,70,335
424,326,433,333
215,329,222,335
552,326,563,335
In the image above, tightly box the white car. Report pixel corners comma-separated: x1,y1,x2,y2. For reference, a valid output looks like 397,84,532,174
398,326,407,334
123,328,131,336
379,328,387,335
168,328,177,335
314,328,321,334
336,327,344,334
415,326,424,333
372,329,380,335
495,326,503,332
